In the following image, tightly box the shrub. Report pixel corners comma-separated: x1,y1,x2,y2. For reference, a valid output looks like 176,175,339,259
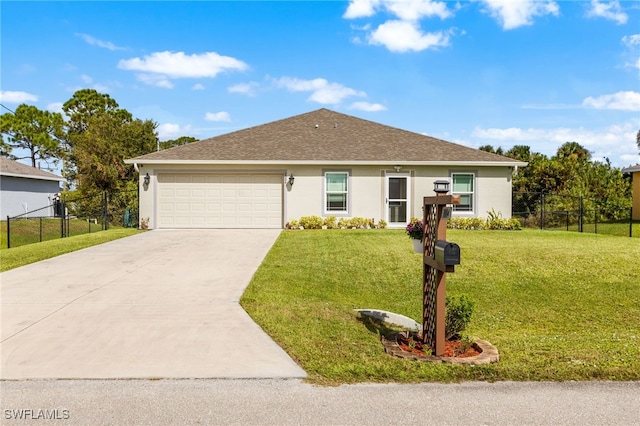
377,219,387,229
286,219,299,229
323,216,337,229
445,294,475,340
299,216,324,229
447,217,485,230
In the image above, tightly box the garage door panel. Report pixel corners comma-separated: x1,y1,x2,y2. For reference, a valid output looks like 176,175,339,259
158,173,282,228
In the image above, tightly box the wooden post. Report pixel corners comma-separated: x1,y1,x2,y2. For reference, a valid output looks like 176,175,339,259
422,194,460,356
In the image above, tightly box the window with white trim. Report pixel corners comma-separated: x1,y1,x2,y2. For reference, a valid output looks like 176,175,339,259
325,172,348,214
451,173,474,213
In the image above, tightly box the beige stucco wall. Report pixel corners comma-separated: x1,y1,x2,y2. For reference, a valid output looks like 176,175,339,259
136,163,514,229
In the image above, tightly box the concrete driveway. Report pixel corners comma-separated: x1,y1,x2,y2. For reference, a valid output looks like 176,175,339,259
0,229,306,380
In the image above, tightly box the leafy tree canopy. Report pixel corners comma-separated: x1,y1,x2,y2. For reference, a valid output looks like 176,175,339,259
72,113,157,194
0,104,64,168
62,89,132,134
159,136,198,150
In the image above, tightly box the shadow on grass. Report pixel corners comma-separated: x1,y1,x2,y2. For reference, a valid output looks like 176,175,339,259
356,314,404,337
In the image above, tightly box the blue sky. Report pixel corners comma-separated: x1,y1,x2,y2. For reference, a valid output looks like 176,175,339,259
2,0,639,168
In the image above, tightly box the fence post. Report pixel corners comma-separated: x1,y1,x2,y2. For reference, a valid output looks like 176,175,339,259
7,216,10,249
594,205,598,234
540,193,545,230
102,192,109,231
60,203,65,238
630,207,634,238
565,211,569,231
579,196,583,233
40,217,43,242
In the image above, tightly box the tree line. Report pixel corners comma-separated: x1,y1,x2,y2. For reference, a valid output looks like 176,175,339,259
479,142,634,220
1,89,197,208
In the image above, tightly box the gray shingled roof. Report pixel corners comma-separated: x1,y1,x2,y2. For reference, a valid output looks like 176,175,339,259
0,157,64,181
622,164,640,173
128,108,524,165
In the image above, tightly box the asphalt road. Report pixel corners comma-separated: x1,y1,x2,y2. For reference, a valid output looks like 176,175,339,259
1,379,638,425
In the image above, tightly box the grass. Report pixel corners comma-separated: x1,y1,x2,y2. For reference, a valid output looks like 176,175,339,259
0,218,116,249
241,229,640,385
0,228,143,272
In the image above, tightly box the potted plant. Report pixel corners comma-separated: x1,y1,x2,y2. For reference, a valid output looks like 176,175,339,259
406,217,424,253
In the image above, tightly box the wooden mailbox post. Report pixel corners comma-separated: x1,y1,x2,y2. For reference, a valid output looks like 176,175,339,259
421,182,460,356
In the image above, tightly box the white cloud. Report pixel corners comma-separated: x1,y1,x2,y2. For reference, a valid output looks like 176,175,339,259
135,73,174,89
344,0,380,18
582,91,640,111
118,51,248,88
621,34,640,72
204,111,231,122
273,77,365,104
75,33,125,51
228,82,260,97
349,101,387,111
81,74,93,84
344,0,451,20
368,20,451,52
479,0,559,30
0,90,38,103
192,83,205,90
586,0,627,25
157,123,194,140
471,120,639,167
622,34,640,48
384,0,452,21
47,102,64,113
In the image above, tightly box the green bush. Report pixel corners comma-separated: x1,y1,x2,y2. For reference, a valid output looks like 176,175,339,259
447,210,522,231
287,216,387,230
447,217,485,230
323,216,337,229
299,216,324,229
445,294,475,340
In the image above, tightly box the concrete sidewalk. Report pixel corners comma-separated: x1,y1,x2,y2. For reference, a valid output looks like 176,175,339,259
0,229,306,379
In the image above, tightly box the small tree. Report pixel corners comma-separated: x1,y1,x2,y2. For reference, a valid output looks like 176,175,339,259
0,104,65,168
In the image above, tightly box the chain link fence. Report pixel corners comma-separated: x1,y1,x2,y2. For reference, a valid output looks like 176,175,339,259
3,189,138,249
512,192,637,237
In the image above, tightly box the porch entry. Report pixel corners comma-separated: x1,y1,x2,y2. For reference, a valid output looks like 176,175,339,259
385,173,411,227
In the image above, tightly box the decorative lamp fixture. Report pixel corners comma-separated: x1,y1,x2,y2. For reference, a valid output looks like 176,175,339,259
288,173,295,186
394,165,402,172
144,173,150,186
433,179,450,195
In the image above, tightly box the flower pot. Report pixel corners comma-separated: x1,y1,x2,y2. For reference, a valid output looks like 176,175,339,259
412,239,423,253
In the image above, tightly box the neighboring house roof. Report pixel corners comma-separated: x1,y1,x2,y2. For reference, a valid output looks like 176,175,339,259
128,109,526,167
622,164,640,173
0,157,65,182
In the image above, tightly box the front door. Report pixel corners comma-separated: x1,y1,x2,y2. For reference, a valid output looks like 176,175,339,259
386,174,411,227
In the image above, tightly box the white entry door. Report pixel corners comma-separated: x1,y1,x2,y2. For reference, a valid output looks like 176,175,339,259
385,173,411,227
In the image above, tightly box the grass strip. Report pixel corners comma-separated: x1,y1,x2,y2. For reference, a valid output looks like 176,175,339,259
0,228,143,272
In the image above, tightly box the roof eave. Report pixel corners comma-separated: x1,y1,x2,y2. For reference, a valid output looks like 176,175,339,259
0,172,65,182
125,159,528,167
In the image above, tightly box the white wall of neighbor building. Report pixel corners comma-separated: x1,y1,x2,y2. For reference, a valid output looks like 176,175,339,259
0,176,61,218
137,163,514,229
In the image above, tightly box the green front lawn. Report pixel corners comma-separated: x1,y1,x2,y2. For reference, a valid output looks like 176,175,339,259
241,229,640,385
0,228,143,272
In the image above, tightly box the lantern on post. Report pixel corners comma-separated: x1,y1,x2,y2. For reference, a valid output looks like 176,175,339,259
433,179,450,195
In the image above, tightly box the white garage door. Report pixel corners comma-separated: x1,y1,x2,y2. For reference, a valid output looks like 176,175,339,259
157,173,283,228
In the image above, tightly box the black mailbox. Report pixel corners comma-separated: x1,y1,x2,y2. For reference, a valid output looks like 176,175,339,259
434,240,460,266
